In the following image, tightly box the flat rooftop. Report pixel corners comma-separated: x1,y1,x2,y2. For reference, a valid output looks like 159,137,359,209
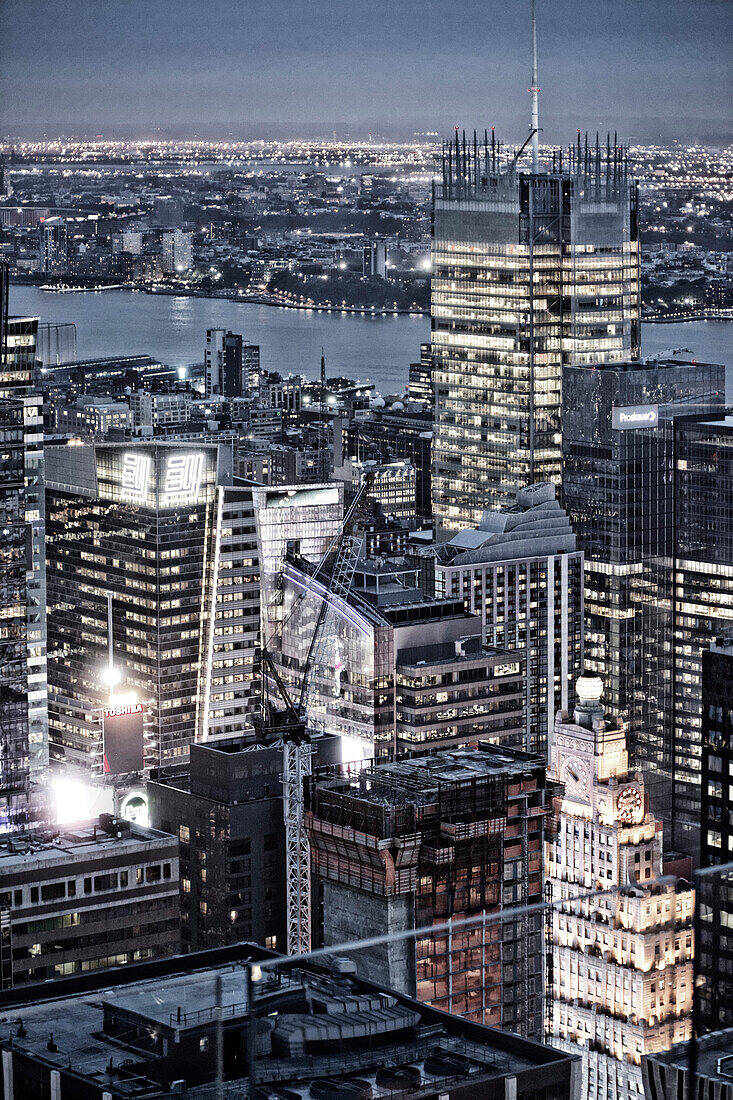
649,1029,733,1084
0,819,174,874
0,950,575,1099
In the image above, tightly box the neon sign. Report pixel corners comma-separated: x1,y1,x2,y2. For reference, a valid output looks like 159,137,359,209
161,452,204,506
120,452,152,501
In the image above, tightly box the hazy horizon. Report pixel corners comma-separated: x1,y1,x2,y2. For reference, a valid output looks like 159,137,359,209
1,0,730,149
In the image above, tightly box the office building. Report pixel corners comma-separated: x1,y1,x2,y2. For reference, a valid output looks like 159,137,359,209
335,400,433,518
46,462,344,779
673,413,733,847
128,388,192,431
431,134,640,530
251,481,345,649
0,814,179,986
161,228,193,274
204,327,257,397
0,400,34,828
546,675,694,1100
54,395,131,439
308,744,549,1038
281,552,524,757
45,442,235,772
408,342,434,407
431,482,583,756
0,271,49,802
333,458,418,520
696,638,733,1034
562,356,725,840
0,946,580,1100
35,321,77,368
148,734,340,954
38,218,67,274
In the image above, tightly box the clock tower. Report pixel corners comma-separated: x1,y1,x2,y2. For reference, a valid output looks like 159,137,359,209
545,676,694,1100
549,672,645,831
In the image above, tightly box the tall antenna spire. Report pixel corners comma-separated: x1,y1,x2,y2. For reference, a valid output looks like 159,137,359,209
530,0,539,172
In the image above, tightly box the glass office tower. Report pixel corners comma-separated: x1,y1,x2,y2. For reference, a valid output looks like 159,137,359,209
0,263,48,825
562,357,725,842
431,133,640,531
46,442,229,772
673,414,733,849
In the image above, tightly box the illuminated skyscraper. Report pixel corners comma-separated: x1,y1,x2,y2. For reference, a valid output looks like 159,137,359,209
161,229,192,274
0,263,48,827
45,442,233,775
431,133,640,531
432,482,584,756
38,218,67,275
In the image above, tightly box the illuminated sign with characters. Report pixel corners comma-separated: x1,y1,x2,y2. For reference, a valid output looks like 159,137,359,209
120,452,152,501
161,452,204,506
103,703,145,775
611,405,659,430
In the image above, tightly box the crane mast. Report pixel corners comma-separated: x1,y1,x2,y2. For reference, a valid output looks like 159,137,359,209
258,473,375,956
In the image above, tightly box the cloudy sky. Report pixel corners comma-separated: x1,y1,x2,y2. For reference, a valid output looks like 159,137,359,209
1,0,731,142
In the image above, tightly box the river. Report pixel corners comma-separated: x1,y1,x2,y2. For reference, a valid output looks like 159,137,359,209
9,284,733,394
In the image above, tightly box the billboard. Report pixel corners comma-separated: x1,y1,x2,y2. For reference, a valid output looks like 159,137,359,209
611,404,659,430
102,703,145,775
97,444,216,509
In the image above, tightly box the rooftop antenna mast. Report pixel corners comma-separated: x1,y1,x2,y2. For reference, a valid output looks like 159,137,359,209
530,0,540,172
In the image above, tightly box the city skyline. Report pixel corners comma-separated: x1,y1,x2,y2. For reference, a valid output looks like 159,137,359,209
0,0,731,143
0,2,731,1093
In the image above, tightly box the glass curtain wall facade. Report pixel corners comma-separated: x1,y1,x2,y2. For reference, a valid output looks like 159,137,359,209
697,641,733,1035
431,134,639,531
46,443,226,772
673,415,733,849
251,483,344,652
0,264,48,809
0,400,32,828
562,358,725,840
203,483,261,739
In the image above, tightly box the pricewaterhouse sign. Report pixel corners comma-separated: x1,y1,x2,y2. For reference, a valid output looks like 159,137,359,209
611,405,659,430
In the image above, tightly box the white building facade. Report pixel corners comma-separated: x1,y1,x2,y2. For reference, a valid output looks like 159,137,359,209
545,676,694,1100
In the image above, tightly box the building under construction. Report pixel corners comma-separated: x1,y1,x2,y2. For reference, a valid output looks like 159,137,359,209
307,743,550,1040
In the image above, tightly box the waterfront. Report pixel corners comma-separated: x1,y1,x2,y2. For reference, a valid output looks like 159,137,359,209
9,284,733,393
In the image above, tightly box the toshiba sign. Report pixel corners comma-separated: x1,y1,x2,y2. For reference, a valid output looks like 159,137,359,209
103,704,145,774
102,702,144,719
611,405,659,430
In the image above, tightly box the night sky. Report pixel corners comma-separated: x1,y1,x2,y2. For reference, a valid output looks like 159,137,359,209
1,0,731,142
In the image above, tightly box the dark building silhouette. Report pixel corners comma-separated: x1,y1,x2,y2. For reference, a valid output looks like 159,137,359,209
562,356,725,845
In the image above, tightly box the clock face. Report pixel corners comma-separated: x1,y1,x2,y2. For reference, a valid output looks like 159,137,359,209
616,785,643,824
561,759,589,795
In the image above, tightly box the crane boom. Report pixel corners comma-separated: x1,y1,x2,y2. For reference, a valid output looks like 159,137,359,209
257,473,376,956
284,472,375,955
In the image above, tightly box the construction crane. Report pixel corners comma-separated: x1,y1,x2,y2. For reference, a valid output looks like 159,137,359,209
255,472,375,956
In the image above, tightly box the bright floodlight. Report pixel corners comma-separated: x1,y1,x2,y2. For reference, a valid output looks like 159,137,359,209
576,674,604,705
52,775,113,825
102,663,121,688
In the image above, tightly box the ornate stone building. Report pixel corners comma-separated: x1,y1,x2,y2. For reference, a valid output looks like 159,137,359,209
545,675,694,1100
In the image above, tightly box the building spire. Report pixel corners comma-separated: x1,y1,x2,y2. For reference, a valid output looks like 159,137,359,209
530,0,540,172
